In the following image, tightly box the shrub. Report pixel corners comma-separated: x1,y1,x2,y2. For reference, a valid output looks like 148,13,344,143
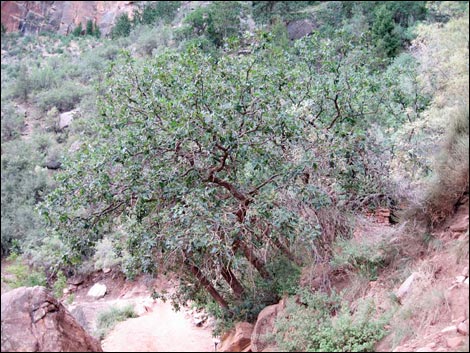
330,237,390,281
111,14,132,39
86,20,94,36
93,237,122,270
1,253,47,288
1,103,24,141
274,291,388,352
138,1,181,25
11,64,31,101
96,304,137,339
423,107,469,225
53,270,67,298
72,22,83,37
1,138,52,255
183,1,246,47
35,81,89,112
132,24,173,56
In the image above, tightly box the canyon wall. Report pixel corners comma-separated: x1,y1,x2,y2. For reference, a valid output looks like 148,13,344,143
1,1,137,36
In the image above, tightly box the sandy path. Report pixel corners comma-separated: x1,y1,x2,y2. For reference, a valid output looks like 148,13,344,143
102,300,215,352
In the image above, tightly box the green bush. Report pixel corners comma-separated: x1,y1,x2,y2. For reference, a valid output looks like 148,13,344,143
330,237,389,280
274,291,388,352
72,22,83,37
183,1,246,47
96,304,137,339
1,253,47,288
35,81,89,112
111,14,132,39
93,237,122,270
137,1,181,25
52,270,67,298
1,103,24,141
1,138,52,255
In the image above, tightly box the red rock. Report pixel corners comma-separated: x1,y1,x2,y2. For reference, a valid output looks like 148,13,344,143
457,320,469,336
446,336,464,348
251,299,286,352
1,1,138,36
1,286,102,352
219,322,254,352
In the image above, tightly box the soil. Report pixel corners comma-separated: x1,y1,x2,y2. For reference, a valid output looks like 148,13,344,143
101,300,214,352
64,272,215,352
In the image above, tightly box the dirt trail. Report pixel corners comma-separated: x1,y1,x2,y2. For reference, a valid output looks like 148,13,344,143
101,300,215,352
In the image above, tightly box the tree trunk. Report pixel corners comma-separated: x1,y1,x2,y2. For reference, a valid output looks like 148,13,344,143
184,259,229,309
220,266,245,299
235,238,271,280
271,236,302,267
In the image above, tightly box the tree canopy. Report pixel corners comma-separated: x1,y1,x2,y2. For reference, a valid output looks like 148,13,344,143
42,30,416,314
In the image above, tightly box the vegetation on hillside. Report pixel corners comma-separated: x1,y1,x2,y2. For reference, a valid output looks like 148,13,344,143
1,1,468,350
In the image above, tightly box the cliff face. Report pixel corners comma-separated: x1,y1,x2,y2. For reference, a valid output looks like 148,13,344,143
1,1,137,36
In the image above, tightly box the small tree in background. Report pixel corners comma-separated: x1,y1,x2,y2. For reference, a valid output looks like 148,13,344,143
86,20,94,36
94,21,101,38
372,6,400,58
111,13,131,39
72,22,83,37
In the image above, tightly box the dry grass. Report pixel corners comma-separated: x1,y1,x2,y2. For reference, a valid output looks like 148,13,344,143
378,259,453,351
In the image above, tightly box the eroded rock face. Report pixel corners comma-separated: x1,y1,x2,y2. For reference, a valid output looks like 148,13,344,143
1,286,102,352
1,1,136,36
251,299,286,352
219,322,254,352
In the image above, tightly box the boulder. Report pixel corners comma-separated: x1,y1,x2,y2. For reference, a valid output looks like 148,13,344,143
457,320,469,336
449,215,469,232
219,322,254,352
446,336,464,348
87,283,107,299
286,19,316,40
1,286,102,352
251,299,286,352
395,273,416,303
58,109,79,130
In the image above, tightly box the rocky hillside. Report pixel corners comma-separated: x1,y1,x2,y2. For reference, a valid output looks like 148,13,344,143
1,1,136,36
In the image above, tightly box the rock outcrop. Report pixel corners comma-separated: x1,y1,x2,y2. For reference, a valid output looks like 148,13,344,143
87,282,107,299
1,286,102,352
286,19,316,40
251,299,286,352
219,322,254,352
1,1,136,36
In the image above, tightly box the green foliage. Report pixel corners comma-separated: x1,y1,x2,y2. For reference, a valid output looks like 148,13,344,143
93,237,122,270
372,5,401,58
42,27,410,314
86,20,94,36
267,256,301,296
52,270,67,298
72,22,83,37
1,138,52,255
96,304,137,339
138,1,181,25
330,238,389,280
1,253,47,288
1,103,24,141
131,24,173,57
183,1,246,47
274,291,388,352
35,80,89,112
93,22,101,38
252,1,314,24
111,14,132,39
11,64,31,101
